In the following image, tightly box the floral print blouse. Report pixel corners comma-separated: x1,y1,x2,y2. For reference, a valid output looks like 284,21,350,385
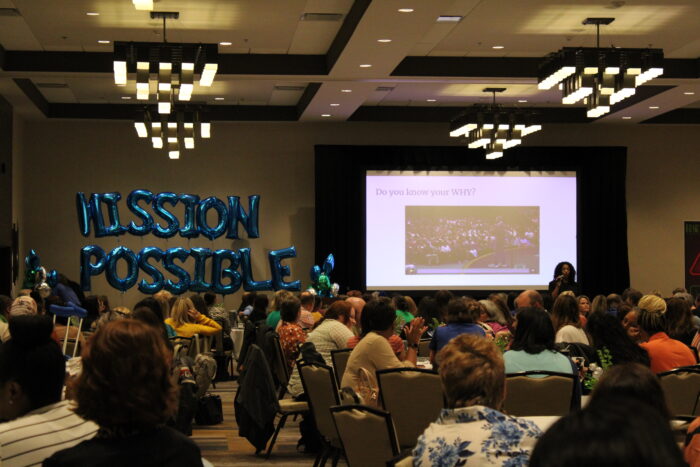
278,321,306,372
412,405,542,467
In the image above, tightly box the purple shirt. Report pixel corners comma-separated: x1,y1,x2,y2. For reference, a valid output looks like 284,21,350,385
429,322,486,352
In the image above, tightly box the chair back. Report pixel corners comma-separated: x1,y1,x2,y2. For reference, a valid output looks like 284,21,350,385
418,339,431,358
49,303,87,358
270,334,290,395
331,405,399,467
331,348,352,386
376,368,443,449
213,330,224,355
504,371,575,416
298,362,341,447
658,366,700,417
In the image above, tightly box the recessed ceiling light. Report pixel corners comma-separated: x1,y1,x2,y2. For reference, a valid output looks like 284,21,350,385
219,41,232,46
377,39,392,43
341,89,352,93
436,16,462,22
86,12,100,16
330,103,340,107
321,114,331,117
121,96,132,100
426,99,437,102
518,99,528,103
98,40,110,44
622,116,632,119
214,97,225,101
684,91,695,95
359,64,372,68
492,45,505,49
649,106,659,109
398,8,414,13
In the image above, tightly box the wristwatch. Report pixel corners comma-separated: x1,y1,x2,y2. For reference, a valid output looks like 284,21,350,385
408,342,419,350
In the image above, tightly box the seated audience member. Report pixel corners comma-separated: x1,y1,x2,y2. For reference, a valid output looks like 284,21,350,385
265,290,293,329
341,297,425,407
204,292,231,335
165,298,222,338
393,295,415,333
10,296,37,317
287,301,356,398
189,294,210,318
529,398,684,467
0,295,11,342
622,288,643,307
638,294,667,314
237,291,256,317
44,320,203,466
82,295,103,331
606,293,623,317
430,299,485,364
131,307,172,345
577,295,591,325
504,307,575,375
590,295,608,315
590,363,670,421
413,335,542,466
665,296,698,346
417,296,442,338
345,296,365,335
434,290,455,321
514,289,544,310
621,306,642,343
0,316,98,465
346,299,404,357
91,303,128,333
296,291,316,330
551,294,589,345
585,312,650,366
247,294,269,323
277,296,307,373
53,274,81,306
134,297,176,338
153,290,174,319
487,293,514,329
638,308,695,373
479,299,510,334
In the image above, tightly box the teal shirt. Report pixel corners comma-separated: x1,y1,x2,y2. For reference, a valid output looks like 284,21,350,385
165,323,177,339
266,310,281,329
503,349,574,376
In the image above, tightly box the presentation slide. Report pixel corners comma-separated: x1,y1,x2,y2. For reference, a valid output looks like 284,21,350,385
366,171,577,290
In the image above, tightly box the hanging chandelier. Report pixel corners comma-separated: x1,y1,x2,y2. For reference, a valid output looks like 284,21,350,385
134,108,211,159
450,88,541,160
113,12,219,114
538,17,663,118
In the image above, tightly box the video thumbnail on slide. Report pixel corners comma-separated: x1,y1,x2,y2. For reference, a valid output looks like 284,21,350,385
405,206,540,274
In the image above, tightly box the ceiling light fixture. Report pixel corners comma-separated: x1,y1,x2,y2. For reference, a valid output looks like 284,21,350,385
492,45,505,49
214,97,225,101
321,114,331,117
518,99,528,103
377,39,392,43
121,96,132,100
135,108,211,158
98,40,111,44
219,42,232,46
437,16,462,22
359,64,372,68
450,88,541,160
684,91,695,95
113,12,219,114
398,8,414,13
330,103,340,107
86,12,100,16
622,116,632,119
341,89,352,93
132,0,153,11
649,106,659,109
426,99,437,102
538,17,664,119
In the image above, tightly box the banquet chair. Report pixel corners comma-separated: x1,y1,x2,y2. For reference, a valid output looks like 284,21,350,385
376,368,443,450
298,362,342,466
271,334,291,397
658,366,700,417
49,303,87,358
212,329,234,379
330,348,352,386
330,405,400,467
504,371,576,416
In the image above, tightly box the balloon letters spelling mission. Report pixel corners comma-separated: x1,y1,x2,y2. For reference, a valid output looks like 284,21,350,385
77,190,301,294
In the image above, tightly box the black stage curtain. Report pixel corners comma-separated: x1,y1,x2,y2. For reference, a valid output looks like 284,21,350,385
315,145,629,297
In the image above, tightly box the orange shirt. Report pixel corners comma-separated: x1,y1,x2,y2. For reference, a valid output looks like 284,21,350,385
640,332,696,373
686,417,700,466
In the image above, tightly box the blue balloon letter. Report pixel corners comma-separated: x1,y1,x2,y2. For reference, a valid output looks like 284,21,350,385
211,249,242,295
179,194,200,239
137,246,164,294
106,246,138,292
226,195,260,239
197,196,228,240
269,246,302,291
189,247,213,292
80,245,107,291
152,192,180,238
127,189,154,236
163,247,191,294
239,248,272,291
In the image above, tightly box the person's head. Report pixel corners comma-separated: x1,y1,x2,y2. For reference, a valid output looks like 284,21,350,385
404,296,417,316
510,307,556,354
446,298,482,324
29,291,44,315
323,301,355,328
238,291,256,311
345,296,365,318
153,290,173,318
695,294,700,309
417,296,441,326
83,295,101,318
434,290,454,308
99,295,111,312
591,363,669,420
9,296,38,317
189,294,209,316
131,306,170,344
586,312,650,366
203,292,217,308
621,307,642,342
438,334,505,409
279,296,301,324
479,299,507,325
529,397,684,467
133,297,164,321
362,297,396,335
514,290,544,310
638,294,667,315
300,291,315,311
73,320,177,431
0,315,65,421
551,294,580,330
638,308,666,339
392,294,409,314
590,294,608,315
665,296,695,338
622,288,643,307
253,294,269,314
170,297,196,327
553,261,576,281
672,286,687,295
273,290,294,311
606,293,622,311
577,295,591,315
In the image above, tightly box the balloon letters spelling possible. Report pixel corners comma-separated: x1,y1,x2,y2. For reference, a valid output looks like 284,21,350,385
211,249,242,295
137,246,164,294
105,246,138,292
80,245,107,291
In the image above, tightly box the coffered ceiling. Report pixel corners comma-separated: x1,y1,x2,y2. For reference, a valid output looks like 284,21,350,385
1,0,699,124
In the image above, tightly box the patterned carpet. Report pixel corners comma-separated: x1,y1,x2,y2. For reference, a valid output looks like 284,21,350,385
192,380,331,466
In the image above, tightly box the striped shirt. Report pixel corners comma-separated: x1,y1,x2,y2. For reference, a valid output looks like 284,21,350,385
0,400,98,467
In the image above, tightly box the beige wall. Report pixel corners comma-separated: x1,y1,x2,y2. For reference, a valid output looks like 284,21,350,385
12,119,700,305
11,114,24,296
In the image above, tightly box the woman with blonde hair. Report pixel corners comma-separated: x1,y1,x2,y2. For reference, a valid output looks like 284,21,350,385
165,297,222,338
153,290,174,319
